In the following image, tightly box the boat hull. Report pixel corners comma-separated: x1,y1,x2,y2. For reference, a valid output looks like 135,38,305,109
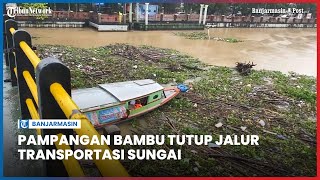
94,87,180,129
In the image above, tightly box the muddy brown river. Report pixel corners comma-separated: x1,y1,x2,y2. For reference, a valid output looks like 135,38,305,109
26,28,316,76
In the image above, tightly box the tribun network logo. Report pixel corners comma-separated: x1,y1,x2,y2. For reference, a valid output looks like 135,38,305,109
18,119,81,129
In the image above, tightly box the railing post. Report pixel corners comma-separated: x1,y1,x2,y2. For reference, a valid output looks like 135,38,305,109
5,19,18,86
35,57,73,177
13,29,35,119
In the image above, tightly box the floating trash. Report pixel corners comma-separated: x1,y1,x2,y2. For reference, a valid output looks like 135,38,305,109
240,126,247,131
215,122,223,128
277,134,287,140
258,120,266,127
190,150,197,154
208,142,221,148
263,129,277,135
177,84,189,92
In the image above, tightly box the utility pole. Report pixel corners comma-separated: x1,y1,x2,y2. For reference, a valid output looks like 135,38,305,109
129,3,133,23
203,5,208,25
123,3,126,23
136,3,139,22
199,4,204,25
145,3,149,25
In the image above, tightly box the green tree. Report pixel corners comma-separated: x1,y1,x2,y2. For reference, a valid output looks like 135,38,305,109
20,3,50,20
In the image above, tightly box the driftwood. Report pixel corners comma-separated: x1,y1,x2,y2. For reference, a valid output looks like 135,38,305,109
236,62,256,75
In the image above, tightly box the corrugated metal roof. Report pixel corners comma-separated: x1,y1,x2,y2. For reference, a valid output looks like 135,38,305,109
72,87,119,110
99,79,164,102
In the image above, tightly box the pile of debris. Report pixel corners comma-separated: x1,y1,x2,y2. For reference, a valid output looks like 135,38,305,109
235,62,256,75
174,32,243,43
104,44,177,62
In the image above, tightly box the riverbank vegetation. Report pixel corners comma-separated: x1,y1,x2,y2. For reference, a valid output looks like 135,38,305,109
36,44,316,176
174,32,243,43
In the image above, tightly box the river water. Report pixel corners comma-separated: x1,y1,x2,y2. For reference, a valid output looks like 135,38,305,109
25,27,317,76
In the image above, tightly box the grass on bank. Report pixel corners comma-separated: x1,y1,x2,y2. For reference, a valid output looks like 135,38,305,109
36,44,316,176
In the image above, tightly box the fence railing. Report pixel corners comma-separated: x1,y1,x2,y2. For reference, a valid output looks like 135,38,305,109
14,11,317,25
3,17,129,177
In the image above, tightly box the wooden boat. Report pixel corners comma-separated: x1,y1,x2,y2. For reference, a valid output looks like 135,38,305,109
72,79,180,128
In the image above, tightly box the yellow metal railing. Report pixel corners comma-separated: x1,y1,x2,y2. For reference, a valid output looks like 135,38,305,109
10,28,40,117
13,67,17,77
25,98,41,135
9,27,86,177
8,26,129,177
25,99,39,119
55,133,85,177
23,71,38,106
50,83,129,177
20,41,40,68
9,27,15,34
9,28,40,69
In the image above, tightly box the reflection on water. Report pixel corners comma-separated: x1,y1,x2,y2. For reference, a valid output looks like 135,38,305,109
25,27,316,76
